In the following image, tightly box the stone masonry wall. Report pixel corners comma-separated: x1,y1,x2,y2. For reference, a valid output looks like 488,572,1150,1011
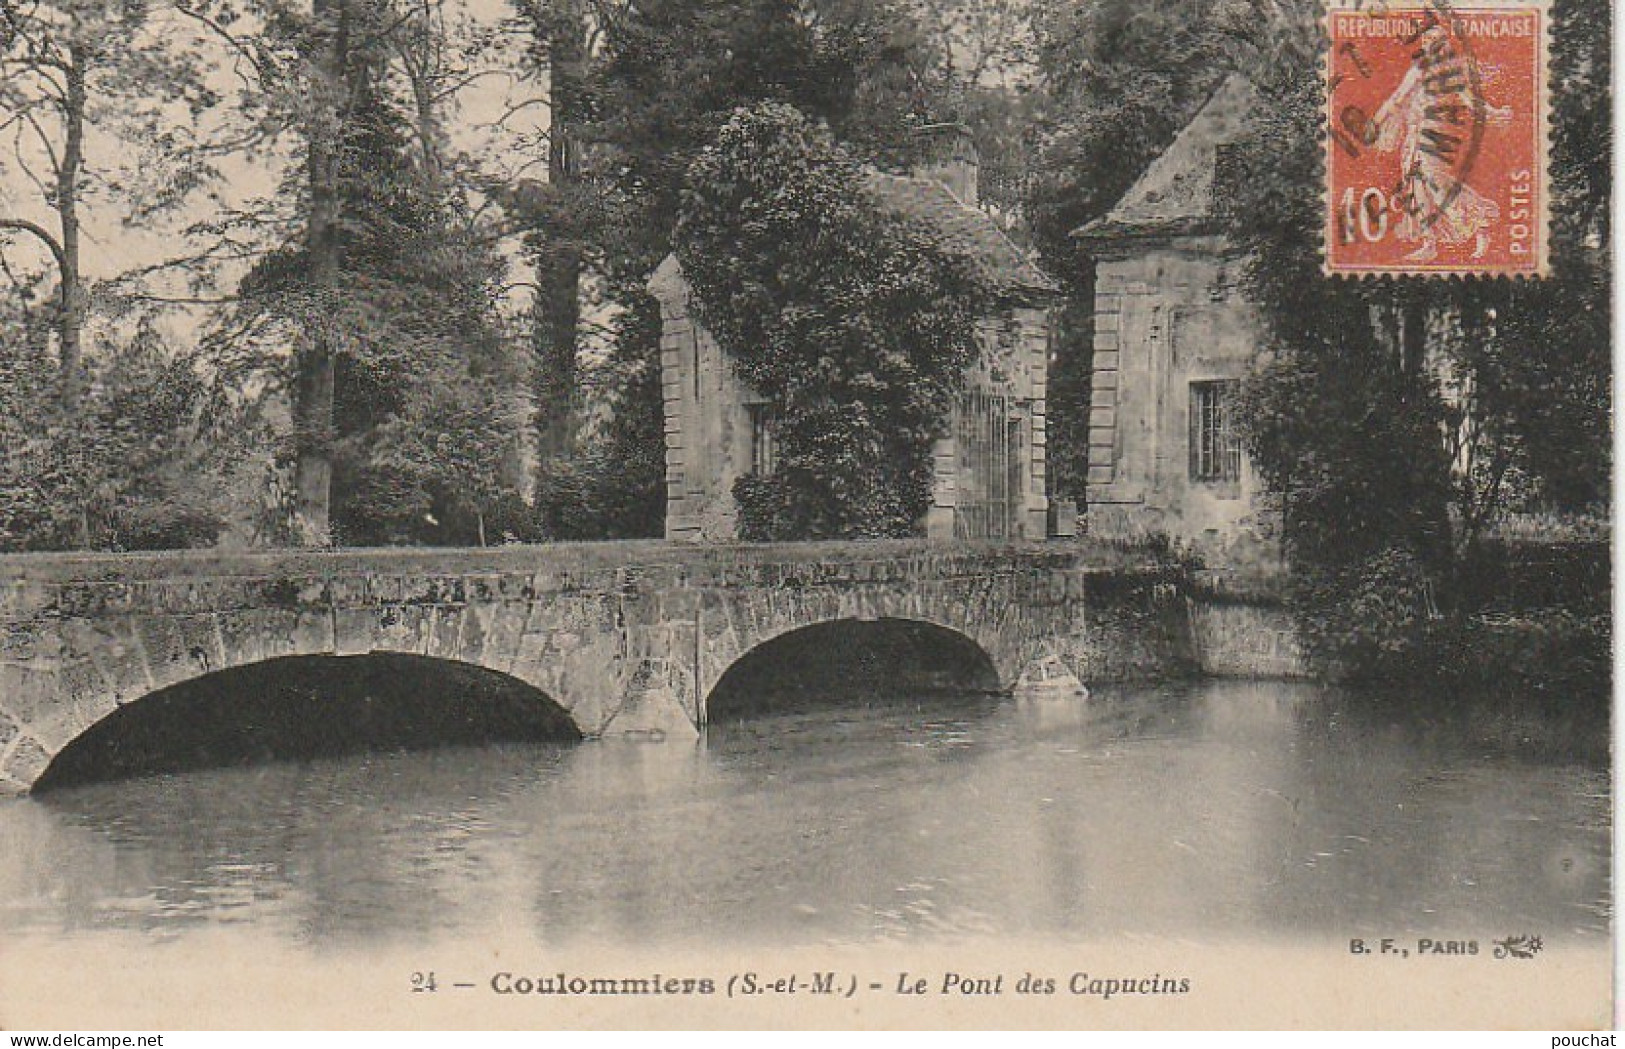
1186,601,1308,679
1085,237,1280,573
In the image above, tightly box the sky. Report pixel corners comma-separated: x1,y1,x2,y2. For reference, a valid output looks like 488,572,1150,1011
0,0,550,338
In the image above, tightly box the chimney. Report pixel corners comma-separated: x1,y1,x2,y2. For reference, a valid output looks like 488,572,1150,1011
912,124,979,206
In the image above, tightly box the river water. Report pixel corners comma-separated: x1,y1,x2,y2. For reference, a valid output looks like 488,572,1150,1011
0,679,1608,953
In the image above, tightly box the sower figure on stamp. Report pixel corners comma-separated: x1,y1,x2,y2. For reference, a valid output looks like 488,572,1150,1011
1371,23,1514,262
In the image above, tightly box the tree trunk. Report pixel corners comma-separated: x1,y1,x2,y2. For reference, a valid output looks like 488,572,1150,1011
403,27,444,189
532,0,585,461
292,349,336,546
533,243,581,460
1398,297,1428,382
57,45,88,411
292,0,350,547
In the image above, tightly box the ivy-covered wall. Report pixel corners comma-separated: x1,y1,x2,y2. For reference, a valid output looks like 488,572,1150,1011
656,103,1055,543
653,259,1053,542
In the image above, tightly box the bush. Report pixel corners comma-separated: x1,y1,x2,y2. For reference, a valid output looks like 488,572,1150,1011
532,450,664,541
1431,609,1611,705
1293,546,1437,681
0,331,228,552
1292,544,1611,706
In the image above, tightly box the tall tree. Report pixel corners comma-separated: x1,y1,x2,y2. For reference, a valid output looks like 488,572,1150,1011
1023,0,1223,500
512,0,589,459
290,0,355,544
1229,0,1608,552
583,0,946,267
183,0,528,546
388,0,478,185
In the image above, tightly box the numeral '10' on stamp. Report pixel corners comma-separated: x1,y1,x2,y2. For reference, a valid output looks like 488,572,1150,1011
1325,0,1549,277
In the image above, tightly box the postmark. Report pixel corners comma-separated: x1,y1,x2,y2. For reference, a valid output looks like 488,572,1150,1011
1325,0,1549,277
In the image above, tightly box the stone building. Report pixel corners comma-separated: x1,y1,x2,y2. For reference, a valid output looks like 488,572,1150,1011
652,129,1060,542
1076,75,1280,572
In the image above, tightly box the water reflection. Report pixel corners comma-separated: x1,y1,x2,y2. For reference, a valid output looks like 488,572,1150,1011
0,681,1608,949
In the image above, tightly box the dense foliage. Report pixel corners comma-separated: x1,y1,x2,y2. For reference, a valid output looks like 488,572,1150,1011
1223,0,1610,678
0,0,1606,590
0,320,234,551
530,296,667,541
0,0,225,409
1021,0,1229,501
235,76,528,547
674,103,993,539
511,0,961,538
1227,73,1457,574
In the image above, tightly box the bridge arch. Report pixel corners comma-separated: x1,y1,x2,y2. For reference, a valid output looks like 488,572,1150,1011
702,616,1005,724
32,651,581,793
0,589,639,793
692,576,1036,718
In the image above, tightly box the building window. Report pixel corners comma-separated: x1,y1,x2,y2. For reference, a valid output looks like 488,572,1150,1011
748,403,777,476
1189,381,1241,482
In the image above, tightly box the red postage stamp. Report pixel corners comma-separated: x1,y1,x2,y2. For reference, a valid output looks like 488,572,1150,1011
1325,0,1549,277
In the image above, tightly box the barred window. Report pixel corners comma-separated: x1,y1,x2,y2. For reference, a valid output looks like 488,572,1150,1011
1189,381,1241,482
748,404,777,477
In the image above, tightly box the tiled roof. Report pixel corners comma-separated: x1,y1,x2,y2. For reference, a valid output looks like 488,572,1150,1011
1078,74,1256,240
863,172,1060,298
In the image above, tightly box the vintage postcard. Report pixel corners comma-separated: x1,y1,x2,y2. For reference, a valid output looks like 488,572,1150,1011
0,0,1610,1033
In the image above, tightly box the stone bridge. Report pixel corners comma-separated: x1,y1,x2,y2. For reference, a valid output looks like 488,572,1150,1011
0,541,1201,795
